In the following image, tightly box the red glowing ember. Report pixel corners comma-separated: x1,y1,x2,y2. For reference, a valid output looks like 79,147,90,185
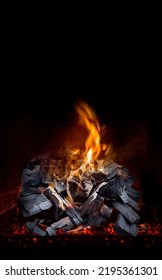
10,222,162,236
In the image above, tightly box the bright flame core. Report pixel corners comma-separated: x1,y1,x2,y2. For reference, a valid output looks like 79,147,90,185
75,100,101,165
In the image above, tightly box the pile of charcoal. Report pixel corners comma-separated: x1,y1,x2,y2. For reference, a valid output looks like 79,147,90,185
17,154,141,237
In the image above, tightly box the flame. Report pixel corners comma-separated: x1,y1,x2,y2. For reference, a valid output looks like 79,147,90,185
75,100,101,165
86,148,93,164
47,100,109,183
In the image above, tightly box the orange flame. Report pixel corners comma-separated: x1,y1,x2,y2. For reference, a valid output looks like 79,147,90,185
75,100,101,164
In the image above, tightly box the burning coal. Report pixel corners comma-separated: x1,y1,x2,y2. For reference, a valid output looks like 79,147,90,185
17,100,141,237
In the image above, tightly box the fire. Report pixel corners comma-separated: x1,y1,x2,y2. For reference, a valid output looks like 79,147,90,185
86,148,93,164
75,100,101,164
62,100,111,203
48,100,109,183
61,100,108,203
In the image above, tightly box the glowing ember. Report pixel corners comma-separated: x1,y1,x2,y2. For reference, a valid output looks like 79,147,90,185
9,223,162,236
63,223,162,236
138,224,162,235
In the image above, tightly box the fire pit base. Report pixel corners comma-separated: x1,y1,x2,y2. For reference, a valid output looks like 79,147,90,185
0,202,162,260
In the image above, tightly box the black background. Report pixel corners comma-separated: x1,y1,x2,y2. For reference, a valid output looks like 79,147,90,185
0,21,162,261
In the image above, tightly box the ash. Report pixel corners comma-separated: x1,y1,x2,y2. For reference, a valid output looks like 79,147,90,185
17,152,141,237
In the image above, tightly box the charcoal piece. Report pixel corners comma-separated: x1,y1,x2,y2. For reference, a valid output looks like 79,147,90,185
106,169,118,180
114,214,138,236
26,218,40,232
100,205,112,218
125,186,140,202
80,194,104,216
46,216,74,236
119,190,129,203
82,180,93,196
44,189,60,220
46,187,83,226
112,201,140,223
68,177,88,203
27,166,41,186
55,181,67,193
97,183,117,200
26,219,47,236
110,177,123,197
122,177,136,188
44,189,60,207
32,225,47,236
102,161,122,175
17,194,53,217
127,196,140,210
130,224,138,236
91,171,107,182
21,168,41,195
21,168,33,181
87,214,105,226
